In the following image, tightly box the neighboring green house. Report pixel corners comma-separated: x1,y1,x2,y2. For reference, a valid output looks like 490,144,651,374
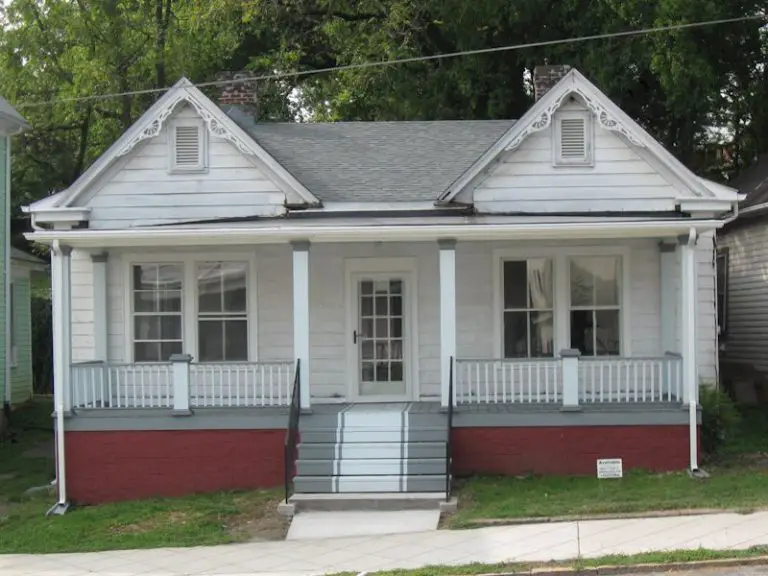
0,97,34,407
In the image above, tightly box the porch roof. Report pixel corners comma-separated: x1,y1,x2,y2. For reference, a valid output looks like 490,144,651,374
28,214,724,248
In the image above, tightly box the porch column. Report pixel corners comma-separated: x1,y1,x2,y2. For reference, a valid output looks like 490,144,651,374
659,243,677,354
91,253,109,362
51,243,73,414
292,240,311,410
439,239,457,408
680,231,699,472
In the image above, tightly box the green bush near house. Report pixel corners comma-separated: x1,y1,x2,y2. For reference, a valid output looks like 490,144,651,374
699,383,741,456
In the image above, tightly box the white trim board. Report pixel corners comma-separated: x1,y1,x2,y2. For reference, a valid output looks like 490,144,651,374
120,250,259,363
492,245,632,358
344,257,420,403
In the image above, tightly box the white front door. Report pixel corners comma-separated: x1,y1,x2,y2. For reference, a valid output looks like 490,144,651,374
353,274,409,400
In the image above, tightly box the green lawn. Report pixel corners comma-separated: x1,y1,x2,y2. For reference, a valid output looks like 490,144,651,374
0,399,287,554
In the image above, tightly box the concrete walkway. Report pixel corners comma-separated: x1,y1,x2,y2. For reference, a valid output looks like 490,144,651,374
2,511,768,576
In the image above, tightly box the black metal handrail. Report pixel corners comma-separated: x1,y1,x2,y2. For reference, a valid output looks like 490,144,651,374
284,359,301,503
445,356,454,502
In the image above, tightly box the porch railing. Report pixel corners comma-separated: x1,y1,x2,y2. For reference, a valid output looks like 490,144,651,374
70,359,295,410
190,361,294,408
455,358,562,404
455,353,683,406
71,361,173,409
579,354,683,403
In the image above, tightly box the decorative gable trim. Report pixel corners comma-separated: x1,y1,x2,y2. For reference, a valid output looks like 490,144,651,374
439,69,733,205
44,77,320,212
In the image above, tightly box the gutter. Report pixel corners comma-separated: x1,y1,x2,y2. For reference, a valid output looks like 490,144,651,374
25,218,727,248
684,227,700,475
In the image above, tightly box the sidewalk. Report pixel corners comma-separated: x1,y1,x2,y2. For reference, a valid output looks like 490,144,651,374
2,511,768,576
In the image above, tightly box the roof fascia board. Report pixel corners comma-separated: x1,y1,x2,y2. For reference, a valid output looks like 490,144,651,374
440,69,714,203
56,78,320,209
26,218,724,248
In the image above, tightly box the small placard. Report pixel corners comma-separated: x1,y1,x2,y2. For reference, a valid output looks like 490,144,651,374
597,458,623,479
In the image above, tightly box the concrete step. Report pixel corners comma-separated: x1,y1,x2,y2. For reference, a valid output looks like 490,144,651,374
297,457,447,476
294,474,448,494
298,441,446,460
288,492,452,512
300,427,446,444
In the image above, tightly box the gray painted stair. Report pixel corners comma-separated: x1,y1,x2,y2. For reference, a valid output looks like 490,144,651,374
293,404,449,494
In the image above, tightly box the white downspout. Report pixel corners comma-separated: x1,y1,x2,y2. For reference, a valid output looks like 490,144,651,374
4,136,11,405
47,239,69,515
684,227,700,472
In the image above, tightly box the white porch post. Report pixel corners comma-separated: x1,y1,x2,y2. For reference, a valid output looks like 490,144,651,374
439,239,457,408
91,253,109,363
52,243,73,414
170,354,192,415
292,240,311,410
680,231,699,470
659,243,677,354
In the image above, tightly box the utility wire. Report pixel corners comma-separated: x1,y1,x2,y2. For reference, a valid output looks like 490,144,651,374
16,14,763,109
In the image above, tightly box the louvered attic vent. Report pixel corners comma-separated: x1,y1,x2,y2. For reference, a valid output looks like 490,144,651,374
172,124,204,170
555,112,592,166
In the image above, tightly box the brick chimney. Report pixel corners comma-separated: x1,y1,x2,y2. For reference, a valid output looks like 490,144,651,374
216,71,258,107
533,65,571,101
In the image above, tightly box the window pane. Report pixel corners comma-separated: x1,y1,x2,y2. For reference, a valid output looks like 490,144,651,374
503,311,528,358
375,318,388,338
528,259,553,309
361,281,373,295
157,290,182,312
375,362,389,382
361,362,374,382
530,311,554,357
160,341,182,361
134,291,155,313
198,320,223,361
570,259,594,307
197,262,248,314
222,263,247,312
133,264,157,291
224,320,248,361
391,296,402,316
135,316,160,340
390,318,402,338
595,310,620,356
361,297,373,317
390,280,402,294
135,342,160,362
361,340,374,360
375,296,388,315
160,316,182,340
570,310,594,355
503,261,527,309
391,362,403,382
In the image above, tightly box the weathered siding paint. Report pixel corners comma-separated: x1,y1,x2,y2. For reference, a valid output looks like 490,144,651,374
69,238,718,400
10,277,33,403
718,221,768,373
467,102,685,214
77,105,287,229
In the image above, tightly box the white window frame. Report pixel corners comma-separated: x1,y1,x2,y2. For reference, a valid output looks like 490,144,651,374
168,119,208,174
493,245,631,358
553,110,594,167
122,251,258,363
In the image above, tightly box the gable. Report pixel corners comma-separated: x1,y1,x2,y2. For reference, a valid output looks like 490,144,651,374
27,78,319,229
74,104,290,229
444,69,739,215
461,99,691,213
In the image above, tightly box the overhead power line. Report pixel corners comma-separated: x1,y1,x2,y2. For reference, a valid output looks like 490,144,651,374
16,14,763,109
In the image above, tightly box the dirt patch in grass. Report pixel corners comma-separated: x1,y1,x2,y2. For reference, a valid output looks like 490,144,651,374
224,492,289,541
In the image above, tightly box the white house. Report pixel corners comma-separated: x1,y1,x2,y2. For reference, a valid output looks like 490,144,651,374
25,66,740,506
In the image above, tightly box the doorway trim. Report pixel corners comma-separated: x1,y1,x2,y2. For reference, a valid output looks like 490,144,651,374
344,257,420,402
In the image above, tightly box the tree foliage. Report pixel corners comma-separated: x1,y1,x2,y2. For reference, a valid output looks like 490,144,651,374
0,0,767,211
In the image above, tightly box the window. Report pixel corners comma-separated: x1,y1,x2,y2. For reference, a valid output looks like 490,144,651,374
502,259,554,358
197,262,248,361
170,122,206,172
716,248,729,335
569,256,621,356
132,264,184,362
554,111,593,166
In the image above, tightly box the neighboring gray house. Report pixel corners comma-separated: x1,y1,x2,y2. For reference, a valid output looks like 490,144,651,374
717,155,768,401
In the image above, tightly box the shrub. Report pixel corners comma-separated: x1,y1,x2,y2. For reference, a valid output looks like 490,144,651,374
699,383,741,456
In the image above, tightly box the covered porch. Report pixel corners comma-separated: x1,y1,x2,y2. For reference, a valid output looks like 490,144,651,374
50,215,707,416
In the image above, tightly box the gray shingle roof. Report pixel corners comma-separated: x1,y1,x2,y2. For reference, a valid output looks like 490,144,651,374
731,153,768,210
225,108,515,202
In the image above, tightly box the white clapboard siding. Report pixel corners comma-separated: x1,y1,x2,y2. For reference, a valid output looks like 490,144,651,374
79,105,287,228
468,101,685,214
718,222,768,374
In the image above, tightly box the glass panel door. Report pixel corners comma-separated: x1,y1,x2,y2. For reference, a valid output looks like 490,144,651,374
357,277,406,397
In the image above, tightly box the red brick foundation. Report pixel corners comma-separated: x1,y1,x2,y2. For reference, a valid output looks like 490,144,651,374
452,425,696,476
65,430,284,504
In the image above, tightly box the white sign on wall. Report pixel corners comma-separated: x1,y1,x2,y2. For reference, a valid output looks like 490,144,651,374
596,458,623,479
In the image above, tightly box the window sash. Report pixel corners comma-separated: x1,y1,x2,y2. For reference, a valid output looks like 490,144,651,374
568,256,622,356
196,261,249,362
502,259,554,358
